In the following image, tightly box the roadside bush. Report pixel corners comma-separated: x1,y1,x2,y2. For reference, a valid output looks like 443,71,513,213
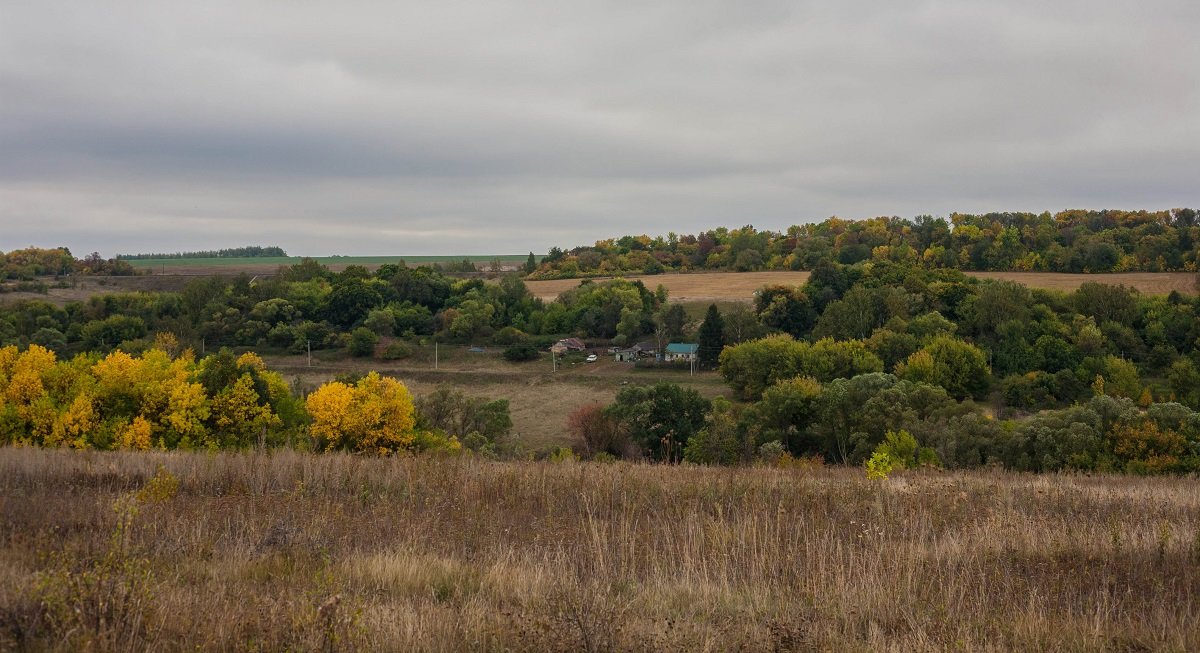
503,343,539,362
492,326,527,346
381,341,412,360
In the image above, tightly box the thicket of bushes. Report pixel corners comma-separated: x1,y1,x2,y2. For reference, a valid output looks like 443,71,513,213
0,344,510,456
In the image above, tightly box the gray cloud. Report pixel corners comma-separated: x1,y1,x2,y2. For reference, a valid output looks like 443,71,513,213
1,0,1197,256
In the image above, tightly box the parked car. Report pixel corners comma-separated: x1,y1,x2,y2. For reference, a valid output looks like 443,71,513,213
586,354,598,362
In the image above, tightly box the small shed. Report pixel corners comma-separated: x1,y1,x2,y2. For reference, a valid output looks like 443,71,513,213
614,348,639,362
632,341,659,356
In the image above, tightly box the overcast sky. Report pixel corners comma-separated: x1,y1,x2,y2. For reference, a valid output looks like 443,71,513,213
1,1,1197,257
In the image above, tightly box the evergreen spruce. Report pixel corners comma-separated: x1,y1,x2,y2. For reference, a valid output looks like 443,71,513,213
697,303,726,370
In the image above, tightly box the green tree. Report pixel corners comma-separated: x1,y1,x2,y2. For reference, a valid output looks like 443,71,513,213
755,285,815,338
347,327,378,357
756,376,822,454
606,382,710,462
661,304,687,341
524,252,538,275
1168,358,1200,409
683,398,744,465
719,334,807,400
898,336,990,400
323,279,383,328
696,304,725,370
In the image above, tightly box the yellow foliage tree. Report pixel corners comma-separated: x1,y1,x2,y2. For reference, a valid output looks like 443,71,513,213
1110,419,1187,474
306,372,416,454
52,392,99,449
208,375,279,449
5,345,57,406
118,416,153,450
162,381,210,445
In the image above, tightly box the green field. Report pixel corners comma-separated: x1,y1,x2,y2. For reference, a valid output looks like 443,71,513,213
125,254,533,269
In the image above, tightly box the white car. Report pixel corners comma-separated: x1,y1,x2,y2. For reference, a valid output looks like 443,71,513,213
586,354,598,362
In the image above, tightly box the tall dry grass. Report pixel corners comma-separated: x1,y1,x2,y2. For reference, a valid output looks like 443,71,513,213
1,447,1198,651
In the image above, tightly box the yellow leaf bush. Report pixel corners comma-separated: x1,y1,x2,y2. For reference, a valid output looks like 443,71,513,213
306,372,416,454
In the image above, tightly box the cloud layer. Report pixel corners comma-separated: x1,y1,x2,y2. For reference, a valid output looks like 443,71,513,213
1,1,1197,256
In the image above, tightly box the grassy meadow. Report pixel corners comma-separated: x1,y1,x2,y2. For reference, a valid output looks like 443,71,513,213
2,448,1198,652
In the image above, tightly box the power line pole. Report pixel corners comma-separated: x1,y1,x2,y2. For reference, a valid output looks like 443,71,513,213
434,340,438,370
306,339,311,367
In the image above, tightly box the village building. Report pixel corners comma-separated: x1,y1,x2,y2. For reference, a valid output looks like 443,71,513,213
664,343,699,362
550,337,587,354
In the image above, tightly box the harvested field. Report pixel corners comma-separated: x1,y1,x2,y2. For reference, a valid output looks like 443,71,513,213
2,448,1198,651
524,271,813,302
967,271,1198,295
525,271,1199,302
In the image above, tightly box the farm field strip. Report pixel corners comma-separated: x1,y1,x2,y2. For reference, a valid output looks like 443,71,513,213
523,270,1199,302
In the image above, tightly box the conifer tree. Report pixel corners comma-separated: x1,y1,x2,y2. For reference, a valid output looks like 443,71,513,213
697,304,726,370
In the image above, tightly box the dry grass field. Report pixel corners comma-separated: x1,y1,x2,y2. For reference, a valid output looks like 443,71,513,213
1,448,1198,652
966,271,1199,296
525,271,1198,303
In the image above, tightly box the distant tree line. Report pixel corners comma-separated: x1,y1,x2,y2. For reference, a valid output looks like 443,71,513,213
0,259,667,359
116,246,288,260
0,247,137,281
531,208,1200,278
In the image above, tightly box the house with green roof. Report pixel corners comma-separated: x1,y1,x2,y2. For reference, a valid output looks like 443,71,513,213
664,343,699,362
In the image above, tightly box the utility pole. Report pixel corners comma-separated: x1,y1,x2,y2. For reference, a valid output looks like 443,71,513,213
434,340,438,370
552,348,557,372
201,337,205,356
306,339,311,367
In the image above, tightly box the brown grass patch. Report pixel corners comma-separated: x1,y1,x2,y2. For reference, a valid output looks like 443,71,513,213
2,448,1198,651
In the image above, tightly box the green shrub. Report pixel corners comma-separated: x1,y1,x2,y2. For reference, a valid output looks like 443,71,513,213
381,341,412,360
503,343,540,362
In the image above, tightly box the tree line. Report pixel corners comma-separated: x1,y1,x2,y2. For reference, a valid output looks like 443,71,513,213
530,208,1200,278
115,246,288,260
0,247,137,281
0,258,676,360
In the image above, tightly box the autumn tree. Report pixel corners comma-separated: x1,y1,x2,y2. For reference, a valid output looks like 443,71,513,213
306,372,417,454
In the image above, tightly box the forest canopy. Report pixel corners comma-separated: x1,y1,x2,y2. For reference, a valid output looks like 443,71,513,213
531,208,1200,278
